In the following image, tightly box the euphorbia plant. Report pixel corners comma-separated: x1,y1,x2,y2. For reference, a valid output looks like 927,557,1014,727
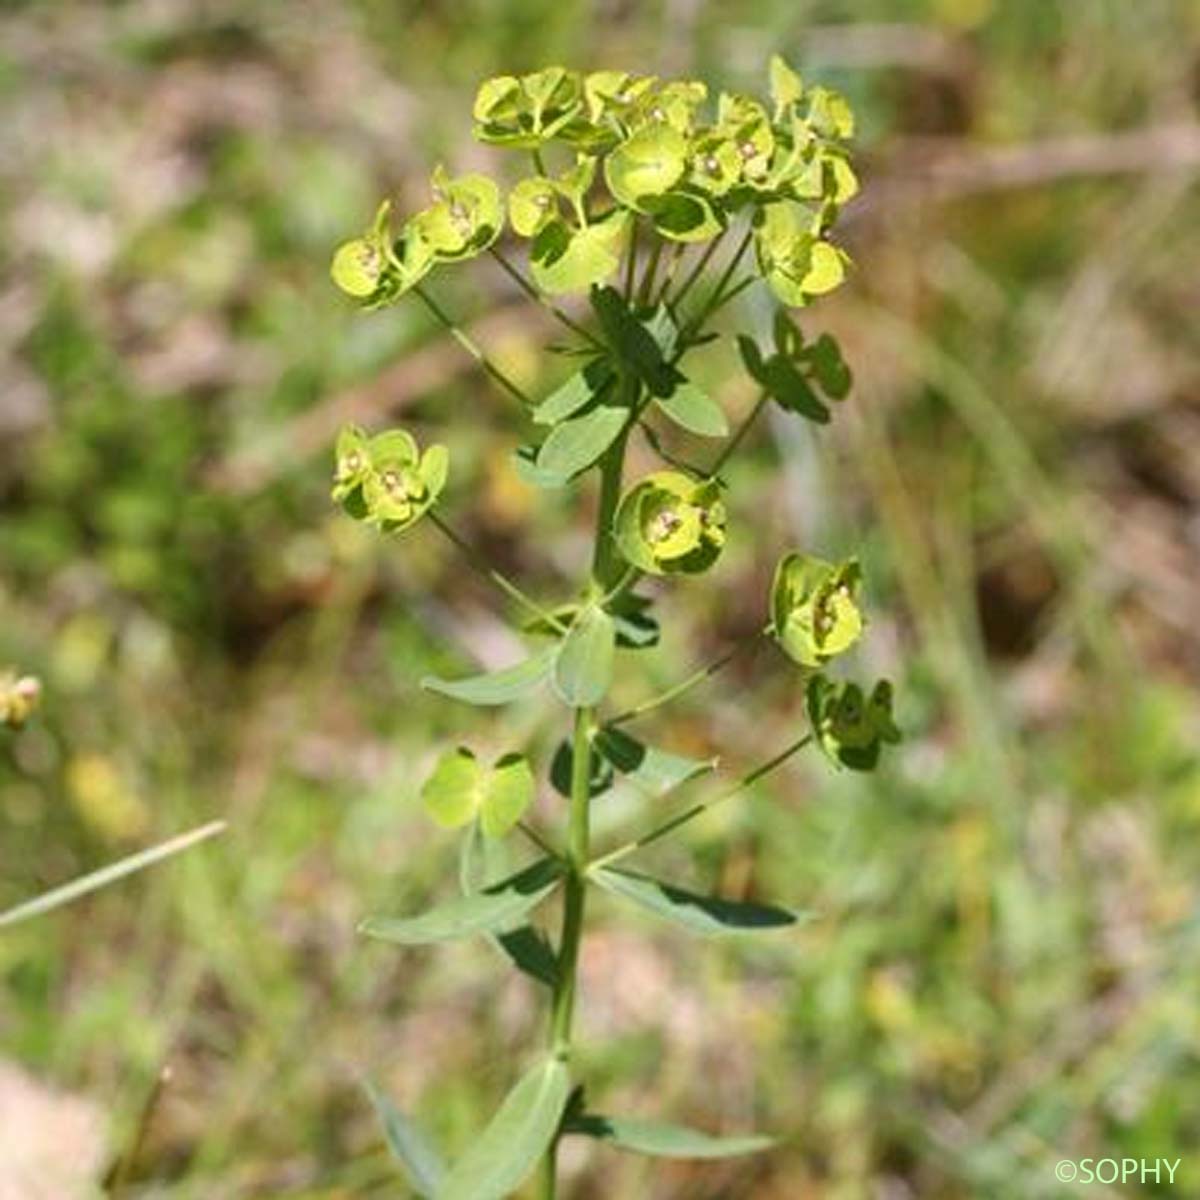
331,58,898,1200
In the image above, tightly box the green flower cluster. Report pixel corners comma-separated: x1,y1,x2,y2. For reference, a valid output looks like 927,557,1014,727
332,424,448,533
0,669,41,730
331,58,856,305
771,552,899,770
807,676,901,771
771,552,864,668
615,470,726,576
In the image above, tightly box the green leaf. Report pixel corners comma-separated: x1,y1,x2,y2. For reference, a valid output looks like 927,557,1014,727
550,738,615,799
736,334,766,381
536,404,629,482
609,592,660,649
805,332,852,400
590,286,676,397
496,925,560,988
422,647,556,706
553,605,616,706
761,355,829,423
513,445,570,490
653,381,729,438
363,1082,446,1196
591,866,802,935
593,728,715,798
566,1113,773,1159
482,754,535,839
532,359,613,426
439,1058,571,1200
360,858,563,945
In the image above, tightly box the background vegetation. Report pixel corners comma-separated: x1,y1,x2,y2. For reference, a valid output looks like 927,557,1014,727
2,1,1199,1196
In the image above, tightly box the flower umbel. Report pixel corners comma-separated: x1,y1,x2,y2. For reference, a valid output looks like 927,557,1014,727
332,424,448,533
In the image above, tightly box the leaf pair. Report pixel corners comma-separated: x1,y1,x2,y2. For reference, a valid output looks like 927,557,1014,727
366,1071,771,1200
593,291,727,435
367,1058,569,1200
738,321,851,425
551,726,715,802
421,748,534,839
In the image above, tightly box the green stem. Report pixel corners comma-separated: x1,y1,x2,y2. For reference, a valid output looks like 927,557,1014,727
623,219,640,302
711,391,769,476
669,228,726,311
680,228,754,342
590,734,813,871
550,706,592,1054
638,420,711,476
655,241,687,306
607,629,764,727
413,284,533,409
540,426,629,1199
428,512,568,633
637,237,665,309
592,423,631,591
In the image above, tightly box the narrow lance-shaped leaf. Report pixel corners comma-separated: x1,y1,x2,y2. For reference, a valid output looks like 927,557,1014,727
593,727,716,798
565,1112,774,1160
439,1058,571,1200
533,359,614,426
422,646,556,706
553,605,616,706
591,866,803,935
363,1082,446,1196
496,925,560,989
457,827,555,988
360,858,563,946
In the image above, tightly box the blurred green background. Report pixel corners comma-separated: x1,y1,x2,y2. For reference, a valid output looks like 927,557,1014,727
2,1,1200,1197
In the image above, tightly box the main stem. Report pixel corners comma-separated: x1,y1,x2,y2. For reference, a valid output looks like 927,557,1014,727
539,424,629,1199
